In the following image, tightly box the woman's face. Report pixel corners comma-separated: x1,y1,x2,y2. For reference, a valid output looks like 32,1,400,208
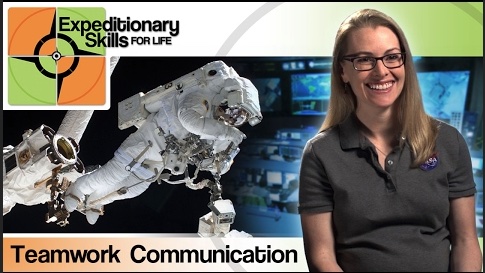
341,26,405,112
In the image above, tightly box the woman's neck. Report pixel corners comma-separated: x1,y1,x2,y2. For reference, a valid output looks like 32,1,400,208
355,107,398,143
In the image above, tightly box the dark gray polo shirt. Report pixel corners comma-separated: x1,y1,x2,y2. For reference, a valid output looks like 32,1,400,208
298,113,476,272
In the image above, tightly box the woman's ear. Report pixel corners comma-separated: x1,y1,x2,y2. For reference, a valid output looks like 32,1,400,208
341,64,349,84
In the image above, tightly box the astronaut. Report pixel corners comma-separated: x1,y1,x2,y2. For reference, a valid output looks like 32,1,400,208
64,60,263,228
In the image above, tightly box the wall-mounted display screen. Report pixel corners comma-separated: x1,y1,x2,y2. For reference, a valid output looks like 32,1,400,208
418,70,470,132
291,73,331,115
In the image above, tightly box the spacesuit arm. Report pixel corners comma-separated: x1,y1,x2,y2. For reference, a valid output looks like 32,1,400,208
177,92,245,146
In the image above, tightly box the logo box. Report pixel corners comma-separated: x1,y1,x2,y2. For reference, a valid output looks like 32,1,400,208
8,7,107,107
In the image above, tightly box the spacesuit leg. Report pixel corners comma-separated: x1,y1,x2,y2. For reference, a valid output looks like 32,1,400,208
64,118,164,224
64,156,158,224
64,158,153,224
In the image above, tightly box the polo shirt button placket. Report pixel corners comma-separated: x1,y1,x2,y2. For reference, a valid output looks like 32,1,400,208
384,153,398,191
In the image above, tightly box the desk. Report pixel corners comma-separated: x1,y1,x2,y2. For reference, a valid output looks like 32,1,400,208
272,200,299,214
231,204,302,237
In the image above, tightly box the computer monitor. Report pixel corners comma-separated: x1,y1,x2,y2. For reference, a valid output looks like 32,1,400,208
251,77,282,113
266,170,283,187
471,157,483,174
285,173,298,184
291,73,331,115
418,70,470,132
280,146,303,162
265,145,279,156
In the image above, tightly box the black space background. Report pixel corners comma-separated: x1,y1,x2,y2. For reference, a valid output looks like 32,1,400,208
3,56,324,233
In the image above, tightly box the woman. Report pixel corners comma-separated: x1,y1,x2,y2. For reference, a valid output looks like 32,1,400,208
298,9,482,272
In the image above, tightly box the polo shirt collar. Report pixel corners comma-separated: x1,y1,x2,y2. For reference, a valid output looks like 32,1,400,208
339,112,371,150
338,112,408,151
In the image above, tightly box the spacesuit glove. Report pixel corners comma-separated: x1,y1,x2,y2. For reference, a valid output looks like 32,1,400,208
64,186,104,225
64,185,84,213
225,126,246,146
84,203,103,225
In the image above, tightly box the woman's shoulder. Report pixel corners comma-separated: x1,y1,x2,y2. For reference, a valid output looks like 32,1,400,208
306,125,340,146
435,119,462,137
433,118,468,147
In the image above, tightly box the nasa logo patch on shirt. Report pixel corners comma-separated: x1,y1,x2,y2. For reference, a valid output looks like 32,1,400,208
420,153,438,171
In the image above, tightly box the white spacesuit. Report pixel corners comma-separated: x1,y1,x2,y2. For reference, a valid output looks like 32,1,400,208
64,60,263,229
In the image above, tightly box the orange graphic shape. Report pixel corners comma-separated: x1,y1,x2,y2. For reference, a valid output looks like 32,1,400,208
9,7,56,56
58,57,106,105
39,39,57,56
57,56,75,74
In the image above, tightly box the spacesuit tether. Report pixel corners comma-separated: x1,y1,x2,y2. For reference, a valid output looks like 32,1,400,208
63,60,263,236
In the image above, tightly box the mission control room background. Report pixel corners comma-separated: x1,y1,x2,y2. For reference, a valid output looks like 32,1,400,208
3,57,483,237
